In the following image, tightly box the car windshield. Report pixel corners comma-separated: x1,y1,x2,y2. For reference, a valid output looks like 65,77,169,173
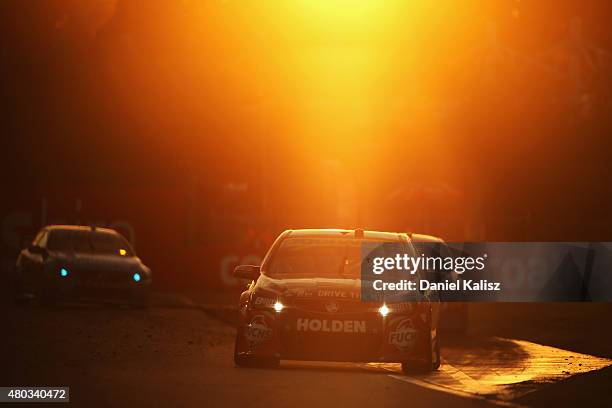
266,237,403,279
47,230,134,256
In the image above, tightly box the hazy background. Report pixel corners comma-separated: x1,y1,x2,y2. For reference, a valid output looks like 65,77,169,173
2,0,612,288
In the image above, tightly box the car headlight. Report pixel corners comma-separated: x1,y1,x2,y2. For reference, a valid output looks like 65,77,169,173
251,291,284,311
378,304,390,317
59,267,70,278
252,291,273,305
377,302,415,316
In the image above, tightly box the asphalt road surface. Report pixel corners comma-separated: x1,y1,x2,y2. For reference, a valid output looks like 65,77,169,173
2,293,611,407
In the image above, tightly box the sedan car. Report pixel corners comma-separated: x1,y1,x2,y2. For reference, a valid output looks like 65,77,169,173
233,229,441,373
15,225,151,306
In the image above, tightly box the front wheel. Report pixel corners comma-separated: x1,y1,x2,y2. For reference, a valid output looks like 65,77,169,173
401,309,440,374
129,290,150,308
13,272,27,305
38,288,57,307
233,328,279,368
401,335,440,373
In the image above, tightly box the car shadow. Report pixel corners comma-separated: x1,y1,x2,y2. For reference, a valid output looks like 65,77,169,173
276,360,390,375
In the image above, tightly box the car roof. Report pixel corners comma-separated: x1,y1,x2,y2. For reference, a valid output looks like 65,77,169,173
44,225,118,235
284,229,407,241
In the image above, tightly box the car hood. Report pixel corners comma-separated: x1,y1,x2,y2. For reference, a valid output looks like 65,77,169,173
50,252,145,272
256,274,362,300
255,274,421,303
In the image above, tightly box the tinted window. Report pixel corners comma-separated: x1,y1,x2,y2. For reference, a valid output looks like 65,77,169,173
47,230,133,256
91,232,133,256
266,237,404,279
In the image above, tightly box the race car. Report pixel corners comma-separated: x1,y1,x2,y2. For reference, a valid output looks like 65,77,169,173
233,229,441,373
15,225,152,306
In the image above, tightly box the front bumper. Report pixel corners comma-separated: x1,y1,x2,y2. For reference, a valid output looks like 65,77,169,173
42,269,151,301
236,307,429,362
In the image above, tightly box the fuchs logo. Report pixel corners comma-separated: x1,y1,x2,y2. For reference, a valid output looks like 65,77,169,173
325,301,339,313
388,318,417,352
245,315,272,345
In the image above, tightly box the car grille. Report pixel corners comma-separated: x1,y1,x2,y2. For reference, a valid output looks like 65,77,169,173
78,270,132,285
285,298,376,314
279,309,383,361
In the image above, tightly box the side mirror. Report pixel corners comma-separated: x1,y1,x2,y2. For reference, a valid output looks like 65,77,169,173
234,265,261,280
28,244,48,259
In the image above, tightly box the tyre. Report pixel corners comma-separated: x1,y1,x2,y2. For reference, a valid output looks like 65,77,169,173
13,267,31,305
38,288,57,307
233,329,279,368
13,274,27,305
401,309,440,374
401,335,440,374
129,290,150,309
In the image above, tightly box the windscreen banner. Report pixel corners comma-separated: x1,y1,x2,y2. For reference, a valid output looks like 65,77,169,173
360,242,612,302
